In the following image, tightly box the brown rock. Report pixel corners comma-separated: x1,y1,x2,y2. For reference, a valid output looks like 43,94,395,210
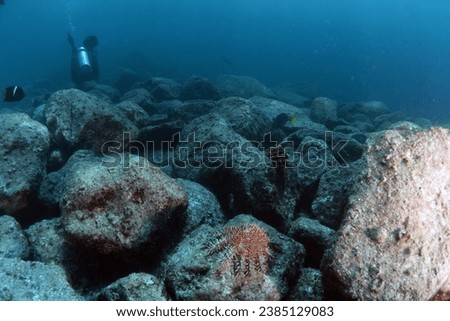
61,152,187,255
322,126,450,300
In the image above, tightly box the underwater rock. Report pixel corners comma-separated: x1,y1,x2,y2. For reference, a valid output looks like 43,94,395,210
60,151,188,255
309,97,338,126
32,104,46,124
86,83,122,104
173,113,301,227
288,217,336,268
433,275,450,301
284,121,328,147
216,74,275,99
322,127,450,300
357,101,392,118
114,68,140,94
155,99,183,114
172,113,235,181
412,117,433,128
333,124,362,135
96,273,168,301
146,78,182,102
163,214,304,300
176,179,226,234
25,218,69,265
351,120,375,133
120,88,157,115
294,136,337,193
39,150,94,210
44,89,138,154
180,76,221,101
0,113,50,214
249,96,310,135
25,216,145,295
338,101,391,123
148,113,171,125
137,120,184,147
374,112,408,130
325,131,364,164
147,149,174,177
0,257,81,300
311,165,356,229
213,97,272,141
288,268,324,301
0,215,29,259
272,89,310,108
168,100,218,122
114,100,151,128
382,120,422,132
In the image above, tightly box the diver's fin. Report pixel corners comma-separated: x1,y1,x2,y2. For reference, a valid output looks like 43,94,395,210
83,36,98,50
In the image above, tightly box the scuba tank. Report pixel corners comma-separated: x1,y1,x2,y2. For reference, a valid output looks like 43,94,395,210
76,46,92,75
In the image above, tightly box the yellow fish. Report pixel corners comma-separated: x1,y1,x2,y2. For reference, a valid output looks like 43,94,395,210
290,114,298,125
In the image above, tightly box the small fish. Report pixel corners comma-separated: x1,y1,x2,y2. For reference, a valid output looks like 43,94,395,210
290,114,298,125
3,86,25,102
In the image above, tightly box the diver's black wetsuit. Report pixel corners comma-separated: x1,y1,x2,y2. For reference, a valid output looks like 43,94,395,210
68,33,99,85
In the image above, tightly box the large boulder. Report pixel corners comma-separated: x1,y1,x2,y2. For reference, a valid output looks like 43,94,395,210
25,217,145,293
322,126,450,300
25,218,69,265
338,101,391,123
114,101,151,128
433,275,450,301
213,97,272,142
176,179,226,234
288,217,336,268
96,273,168,301
113,68,140,94
86,83,122,103
0,257,81,300
0,215,29,259
44,89,138,153
120,88,157,115
288,268,324,300
163,214,305,300
309,97,338,126
0,113,49,213
311,165,357,229
146,78,182,102
168,100,218,122
60,151,188,255
250,96,310,125
39,150,95,210
173,113,302,227
180,76,221,101
216,75,275,99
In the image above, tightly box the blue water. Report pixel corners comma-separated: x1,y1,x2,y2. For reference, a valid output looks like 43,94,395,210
1,0,450,120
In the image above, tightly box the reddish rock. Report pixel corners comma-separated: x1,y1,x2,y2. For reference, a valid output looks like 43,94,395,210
61,153,187,255
322,126,450,300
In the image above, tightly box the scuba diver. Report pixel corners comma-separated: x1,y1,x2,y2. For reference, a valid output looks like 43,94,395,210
68,33,99,85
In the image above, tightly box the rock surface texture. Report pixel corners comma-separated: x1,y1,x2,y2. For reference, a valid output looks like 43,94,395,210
0,113,50,213
60,152,188,255
322,127,450,300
